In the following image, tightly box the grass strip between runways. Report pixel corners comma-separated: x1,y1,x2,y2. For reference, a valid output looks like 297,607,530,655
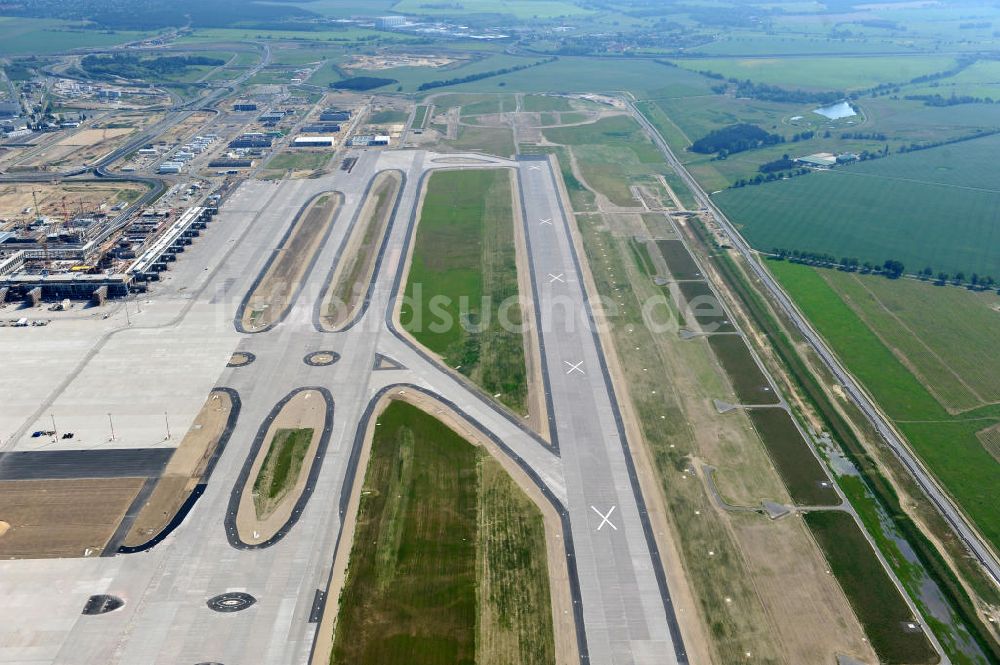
401,169,528,413
331,401,554,665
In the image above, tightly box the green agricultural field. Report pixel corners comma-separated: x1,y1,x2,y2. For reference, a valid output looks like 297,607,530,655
0,18,152,55
816,269,1000,412
906,59,1000,99
674,55,956,91
769,260,1000,553
392,0,592,18
358,54,536,94
805,511,938,664
444,57,713,98
715,133,1000,276
401,169,527,413
178,26,417,45
688,33,923,56
331,400,554,665
252,428,313,518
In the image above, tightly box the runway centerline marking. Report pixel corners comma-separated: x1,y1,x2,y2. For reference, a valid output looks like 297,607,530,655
564,360,585,375
548,272,565,283
592,505,618,531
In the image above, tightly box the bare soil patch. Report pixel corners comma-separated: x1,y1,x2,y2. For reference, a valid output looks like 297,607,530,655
241,191,341,331
320,171,400,330
123,390,233,547
0,182,146,221
346,54,466,70
0,478,144,558
54,127,133,148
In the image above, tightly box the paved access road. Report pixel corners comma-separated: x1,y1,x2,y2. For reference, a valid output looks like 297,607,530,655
0,149,687,664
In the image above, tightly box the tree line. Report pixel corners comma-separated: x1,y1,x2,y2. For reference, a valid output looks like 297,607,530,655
771,250,1000,292
770,249,906,278
417,57,556,92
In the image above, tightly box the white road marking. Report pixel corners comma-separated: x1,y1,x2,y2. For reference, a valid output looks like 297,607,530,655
539,218,553,225
529,164,542,171
564,360,584,375
548,272,565,283
592,505,617,531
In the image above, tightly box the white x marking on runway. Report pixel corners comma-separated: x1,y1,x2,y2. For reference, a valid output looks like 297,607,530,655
539,218,552,225
564,360,584,375
529,164,542,171
592,505,617,531
548,273,565,283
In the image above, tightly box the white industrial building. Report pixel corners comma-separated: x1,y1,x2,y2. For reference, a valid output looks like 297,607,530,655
292,136,336,148
375,16,405,29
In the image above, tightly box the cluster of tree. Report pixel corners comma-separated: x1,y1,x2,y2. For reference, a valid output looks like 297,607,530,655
80,53,224,81
697,72,845,105
733,79,844,105
672,3,771,28
959,21,991,29
896,127,1000,154
3,59,41,82
905,93,995,106
841,131,887,141
330,77,397,91
855,19,903,30
732,167,810,188
915,267,998,290
770,250,906,278
790,130,815,142
758,154,796,173
860,57,978,98
417,57,555,92
689,123,783,156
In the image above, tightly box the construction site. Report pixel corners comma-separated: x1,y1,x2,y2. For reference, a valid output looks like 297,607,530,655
0,180,225,307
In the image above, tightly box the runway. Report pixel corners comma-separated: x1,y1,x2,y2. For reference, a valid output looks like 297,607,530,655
0,149,687,664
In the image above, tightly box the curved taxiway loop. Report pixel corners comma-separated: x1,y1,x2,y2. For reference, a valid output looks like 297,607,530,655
118,387,243,555
305,382,589,665
224,386,334,550
311,169,407,333
234,191,345,334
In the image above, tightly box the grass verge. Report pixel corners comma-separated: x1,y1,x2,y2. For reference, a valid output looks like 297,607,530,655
401,169,528,413
330,400,554,665
252,427,313,519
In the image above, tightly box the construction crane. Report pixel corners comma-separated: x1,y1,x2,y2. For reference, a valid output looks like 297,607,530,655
32,189,49,270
